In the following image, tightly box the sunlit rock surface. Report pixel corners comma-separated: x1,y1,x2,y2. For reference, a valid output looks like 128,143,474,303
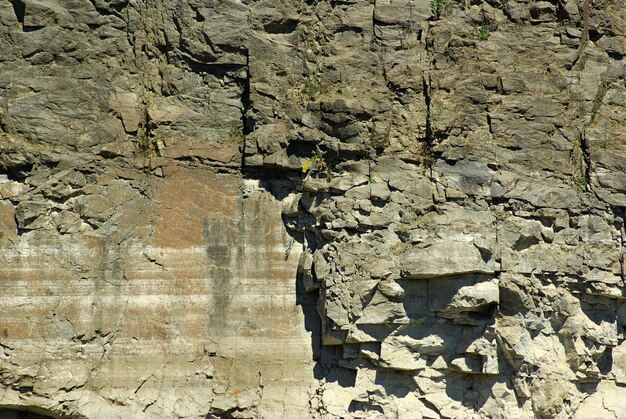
0,0,625,417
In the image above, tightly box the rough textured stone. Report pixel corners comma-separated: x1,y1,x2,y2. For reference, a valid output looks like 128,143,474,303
1,0,626,417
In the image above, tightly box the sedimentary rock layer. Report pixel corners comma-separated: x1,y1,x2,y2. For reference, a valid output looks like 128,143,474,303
0,0,625,417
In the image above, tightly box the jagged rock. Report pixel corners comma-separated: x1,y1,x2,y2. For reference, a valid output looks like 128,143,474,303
401,240,496,279
444,280,499,313
1,0,626,417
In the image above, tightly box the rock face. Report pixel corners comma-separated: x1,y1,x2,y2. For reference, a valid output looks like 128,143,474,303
0,0,625,418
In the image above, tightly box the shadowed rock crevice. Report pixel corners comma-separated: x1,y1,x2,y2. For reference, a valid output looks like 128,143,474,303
0,407,60,419
9,0,24,24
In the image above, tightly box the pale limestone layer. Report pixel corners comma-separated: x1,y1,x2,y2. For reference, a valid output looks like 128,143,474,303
0,168,315,418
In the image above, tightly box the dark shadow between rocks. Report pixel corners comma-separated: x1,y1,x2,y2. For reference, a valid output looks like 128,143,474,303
347,400,384,415
446,372,508,412
256,174,299,202
10,0,25,24
579,296,617,327
245,170,359,387
309,337,359,385
0,407,60,419
295,264,322,361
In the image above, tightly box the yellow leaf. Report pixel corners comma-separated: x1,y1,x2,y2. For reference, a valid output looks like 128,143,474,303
302,159,312,173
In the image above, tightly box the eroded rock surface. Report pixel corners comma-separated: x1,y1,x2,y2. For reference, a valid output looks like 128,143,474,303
0,0,625,417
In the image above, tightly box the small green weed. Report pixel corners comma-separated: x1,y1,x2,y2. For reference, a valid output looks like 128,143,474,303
136,127,156,155
302,153,332,182
430,0,443,19
303,81,318,99
228,122,244,139
476,26,491,41
302,153,325,173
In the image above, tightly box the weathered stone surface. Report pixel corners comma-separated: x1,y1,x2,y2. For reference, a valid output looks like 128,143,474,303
1,0,626,417
0,163,315,417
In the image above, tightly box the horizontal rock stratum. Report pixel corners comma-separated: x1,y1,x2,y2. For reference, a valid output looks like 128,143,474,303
0,0,625,418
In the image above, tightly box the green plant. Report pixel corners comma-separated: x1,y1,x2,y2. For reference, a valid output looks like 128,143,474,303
476,26,491,41
228,122,244,139
302,153,325,173
430,0,443,19
303,81,318,99
302,153,333,182
136,126,156,155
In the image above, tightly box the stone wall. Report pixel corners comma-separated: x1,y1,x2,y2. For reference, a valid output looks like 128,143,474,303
1,0,625,418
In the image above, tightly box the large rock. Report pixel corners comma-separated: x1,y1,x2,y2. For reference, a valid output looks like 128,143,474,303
1,0,626,417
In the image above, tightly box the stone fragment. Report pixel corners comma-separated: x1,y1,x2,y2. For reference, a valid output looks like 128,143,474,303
109,90,141,133
401,240,496,279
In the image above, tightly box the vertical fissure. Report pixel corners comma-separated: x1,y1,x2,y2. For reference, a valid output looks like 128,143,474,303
581,130,592,191
9,0,25,24
578,67,612,192
619,208,626,282
240,51,251,169
423,75,433,149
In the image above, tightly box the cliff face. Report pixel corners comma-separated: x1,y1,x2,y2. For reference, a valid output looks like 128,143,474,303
0,0,625,418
